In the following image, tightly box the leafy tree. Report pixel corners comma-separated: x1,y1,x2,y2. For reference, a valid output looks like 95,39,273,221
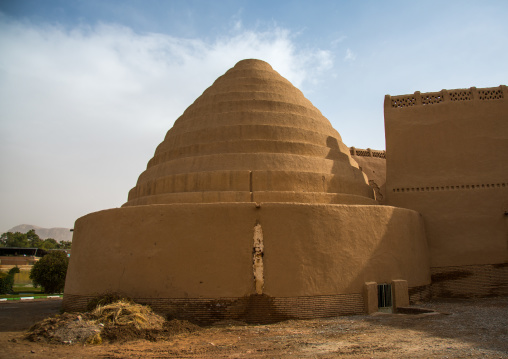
30,251,69,293
41,238,58,250
0,230,70,250
0,267,20,294
0,232,29,248
27,229,43,248
57,240,72,249
0,232,8,247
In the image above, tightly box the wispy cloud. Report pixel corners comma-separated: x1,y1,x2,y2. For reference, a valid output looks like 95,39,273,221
0,13,333,231
344,48,356,62
331,35,347,47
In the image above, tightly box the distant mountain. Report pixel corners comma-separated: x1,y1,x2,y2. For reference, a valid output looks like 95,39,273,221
7,224,73,243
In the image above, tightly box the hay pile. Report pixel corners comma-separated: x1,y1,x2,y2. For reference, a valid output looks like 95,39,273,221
91,300,165,330
25,298,196,344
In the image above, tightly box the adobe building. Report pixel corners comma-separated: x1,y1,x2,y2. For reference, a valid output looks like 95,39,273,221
63,59,507,322
384,86,508,298
349,147,386,204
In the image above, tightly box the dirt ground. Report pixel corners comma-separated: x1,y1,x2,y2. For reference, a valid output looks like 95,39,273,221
1,297,507,358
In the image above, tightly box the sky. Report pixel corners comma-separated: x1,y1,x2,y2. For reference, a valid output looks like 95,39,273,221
0,0,507,232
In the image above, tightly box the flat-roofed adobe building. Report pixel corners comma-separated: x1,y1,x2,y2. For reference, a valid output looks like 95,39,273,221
384,86,508,299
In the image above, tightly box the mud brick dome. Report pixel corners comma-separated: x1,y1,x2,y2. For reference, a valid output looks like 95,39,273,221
124,59,374,207
64,59,430,323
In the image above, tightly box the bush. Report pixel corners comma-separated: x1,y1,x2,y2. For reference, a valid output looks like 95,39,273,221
0,267,20,294
0,273,14,294
30,251,69,293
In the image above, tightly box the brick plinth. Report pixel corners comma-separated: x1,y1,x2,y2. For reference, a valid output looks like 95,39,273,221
430,263,508,298
63,293,365,324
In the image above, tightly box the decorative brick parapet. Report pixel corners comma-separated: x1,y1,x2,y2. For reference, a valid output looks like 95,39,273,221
387,85,507,109
349,147,386,159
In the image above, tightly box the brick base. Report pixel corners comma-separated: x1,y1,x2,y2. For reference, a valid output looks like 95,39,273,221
409,285,432,304
63,293,365,324
430,263,508,298
63,263,507,322
409,263,508,303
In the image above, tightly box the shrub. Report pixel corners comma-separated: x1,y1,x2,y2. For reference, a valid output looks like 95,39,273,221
30,251,69,293
0,273,14,294
0,267,20,294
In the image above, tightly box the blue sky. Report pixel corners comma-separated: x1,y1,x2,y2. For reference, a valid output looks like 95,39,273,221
0,0,507,232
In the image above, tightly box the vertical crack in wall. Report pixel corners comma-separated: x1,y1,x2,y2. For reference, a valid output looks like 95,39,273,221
249,171,253,202
253,223,264,294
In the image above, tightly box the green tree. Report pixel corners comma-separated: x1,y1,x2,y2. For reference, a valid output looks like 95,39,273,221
0,232,29,247
57,240,72,249
30,251,69,293
27,229,43,248
41,238,58,250
0,230,68,250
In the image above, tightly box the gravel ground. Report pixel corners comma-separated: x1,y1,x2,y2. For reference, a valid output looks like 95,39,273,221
1,297,507,358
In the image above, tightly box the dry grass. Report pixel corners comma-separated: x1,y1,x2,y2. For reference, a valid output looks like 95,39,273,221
90,300,165,330
25,299,166,344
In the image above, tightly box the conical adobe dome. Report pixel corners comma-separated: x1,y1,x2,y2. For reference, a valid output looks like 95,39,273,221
124,59,375,206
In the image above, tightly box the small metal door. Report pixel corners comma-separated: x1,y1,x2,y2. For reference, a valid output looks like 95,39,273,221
378,284,392,308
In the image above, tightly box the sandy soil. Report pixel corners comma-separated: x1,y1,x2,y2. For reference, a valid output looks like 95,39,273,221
1,297,507,358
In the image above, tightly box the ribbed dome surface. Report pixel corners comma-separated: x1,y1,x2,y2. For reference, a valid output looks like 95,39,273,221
123,59,374,206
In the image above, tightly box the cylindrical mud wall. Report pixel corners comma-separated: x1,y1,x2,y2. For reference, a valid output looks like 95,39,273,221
64,203,257,299
260,204,430,296
64,203,430,318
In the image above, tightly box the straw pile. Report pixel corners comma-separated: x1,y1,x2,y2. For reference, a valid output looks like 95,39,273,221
90,300,165,330
26,298,167,344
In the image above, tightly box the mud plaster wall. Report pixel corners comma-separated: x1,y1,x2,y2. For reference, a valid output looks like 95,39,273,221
259,203,429,296
123,59,375,208
64,204,255,299
384,86,508,268
64,203,429,301
349,150,386,204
